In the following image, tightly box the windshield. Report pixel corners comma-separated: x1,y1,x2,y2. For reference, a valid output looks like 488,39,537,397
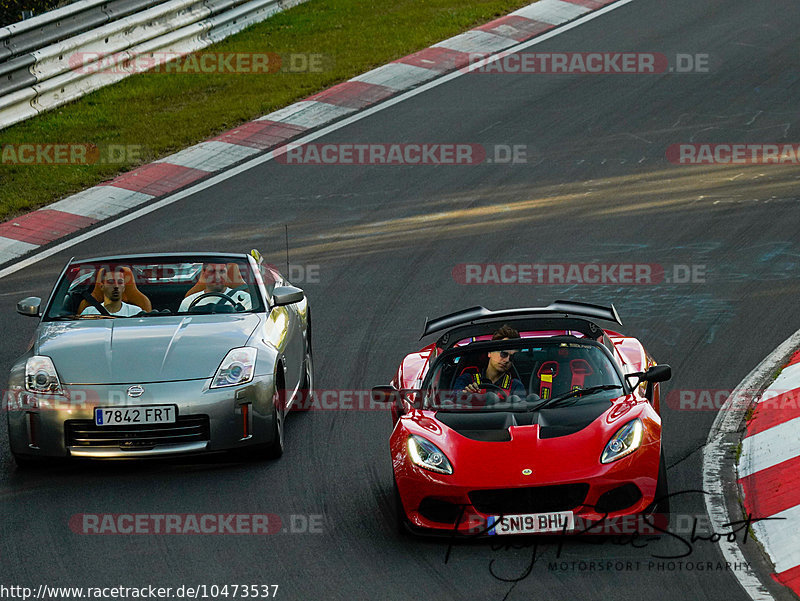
44,257,268,320
422,338,625,412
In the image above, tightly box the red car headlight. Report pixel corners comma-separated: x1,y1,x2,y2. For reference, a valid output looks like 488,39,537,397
600,418,643,464
407,435,453,475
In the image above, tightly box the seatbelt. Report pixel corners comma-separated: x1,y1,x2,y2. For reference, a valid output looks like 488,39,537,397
538,361,559,400
81,291,111,316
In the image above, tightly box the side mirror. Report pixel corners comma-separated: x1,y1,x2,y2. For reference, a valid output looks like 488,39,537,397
272,285,304,307
644,364,672,383
372,386,420,413
17,297,41,317
625,364,672,388
372,385,398,404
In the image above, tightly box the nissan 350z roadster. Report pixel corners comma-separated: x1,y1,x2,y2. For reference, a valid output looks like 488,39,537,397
7,251,312,465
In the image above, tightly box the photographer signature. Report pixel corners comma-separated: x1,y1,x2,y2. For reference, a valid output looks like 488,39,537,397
442,489,784,584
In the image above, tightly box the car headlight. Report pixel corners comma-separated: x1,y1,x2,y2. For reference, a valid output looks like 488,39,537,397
211,347,257,388
25,356,63,395
601,418,643,464
408,435,453,474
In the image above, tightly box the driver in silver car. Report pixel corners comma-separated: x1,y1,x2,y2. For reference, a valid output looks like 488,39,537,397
178,263,251,312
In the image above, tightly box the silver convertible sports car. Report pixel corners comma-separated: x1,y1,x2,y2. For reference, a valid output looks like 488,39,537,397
7,251,312,465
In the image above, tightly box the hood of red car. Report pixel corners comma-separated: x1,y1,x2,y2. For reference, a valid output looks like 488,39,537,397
401,396,649,485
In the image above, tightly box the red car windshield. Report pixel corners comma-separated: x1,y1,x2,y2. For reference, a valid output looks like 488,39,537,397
423,339,624,411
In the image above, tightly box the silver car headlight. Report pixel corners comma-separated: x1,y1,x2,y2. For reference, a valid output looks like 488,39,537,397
211,347,257,388
25,356,63,395
408,435,453,474
601,418,643,464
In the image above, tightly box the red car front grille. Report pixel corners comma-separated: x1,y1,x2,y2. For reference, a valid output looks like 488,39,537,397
468,483,589,514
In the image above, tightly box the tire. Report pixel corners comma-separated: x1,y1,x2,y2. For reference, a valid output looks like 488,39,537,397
264,378,285,459
393,477,411,537
12,452,43,469
653,449,670,515
293,352,314,413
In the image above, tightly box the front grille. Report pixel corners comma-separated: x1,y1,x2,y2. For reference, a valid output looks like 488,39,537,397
594,483,642,514
65,415,210,449
469,483,589,514
418,498,464,524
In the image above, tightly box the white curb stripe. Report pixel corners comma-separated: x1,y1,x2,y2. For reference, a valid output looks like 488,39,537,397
48,187,155,221
256,100,356,128
739,416,800,477
513,0,591,24
751,504,800,574
351,62,439,90
764,362,800,396
434,30,518,54
0,237,39,264
155,140,260,171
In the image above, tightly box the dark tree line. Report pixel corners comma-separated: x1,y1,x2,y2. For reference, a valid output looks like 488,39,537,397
1,0,67,28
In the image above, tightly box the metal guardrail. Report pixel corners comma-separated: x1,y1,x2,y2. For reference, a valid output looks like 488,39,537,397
1,0,140,62
0,0,308,130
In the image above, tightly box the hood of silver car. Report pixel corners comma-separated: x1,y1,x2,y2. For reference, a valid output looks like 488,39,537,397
36,314,262,384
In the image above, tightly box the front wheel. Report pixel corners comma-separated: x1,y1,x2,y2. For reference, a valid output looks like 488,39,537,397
393,477,411,537
653,450,670,514
293,353,314,412
12,452,43,470
263,385,285,459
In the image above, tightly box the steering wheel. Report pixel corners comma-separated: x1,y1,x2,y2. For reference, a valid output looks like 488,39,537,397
460,382,509,404
478,383,510,401
187,292,240,312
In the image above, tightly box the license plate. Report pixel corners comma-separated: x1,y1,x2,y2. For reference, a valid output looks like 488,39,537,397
488,511,574,535
94,405,177,426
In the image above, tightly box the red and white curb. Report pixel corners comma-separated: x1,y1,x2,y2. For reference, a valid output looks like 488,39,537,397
704,328,800,601
739,349,800,597
0,0,617,266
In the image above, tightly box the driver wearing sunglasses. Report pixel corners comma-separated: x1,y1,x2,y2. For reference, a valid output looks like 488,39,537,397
453,325,526,396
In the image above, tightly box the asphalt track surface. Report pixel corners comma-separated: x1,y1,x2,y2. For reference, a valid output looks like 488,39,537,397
2,0,800,599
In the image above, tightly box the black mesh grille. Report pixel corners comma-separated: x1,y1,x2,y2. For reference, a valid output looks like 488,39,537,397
418,498,464,524
469,483,589,514
594,483,642,514
65,415,210,449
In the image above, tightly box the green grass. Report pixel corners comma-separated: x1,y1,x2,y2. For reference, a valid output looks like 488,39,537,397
0,0,533,220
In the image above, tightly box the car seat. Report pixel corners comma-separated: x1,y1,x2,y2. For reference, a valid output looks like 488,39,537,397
76,266,152,314
183,263,247,298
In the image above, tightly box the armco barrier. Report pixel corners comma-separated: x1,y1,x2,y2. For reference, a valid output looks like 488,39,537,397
0,0,308,130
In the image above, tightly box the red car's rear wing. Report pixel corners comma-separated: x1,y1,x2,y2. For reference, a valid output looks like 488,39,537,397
420,300,623,342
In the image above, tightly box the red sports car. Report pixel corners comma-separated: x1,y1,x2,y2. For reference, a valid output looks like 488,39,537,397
373,301,671,537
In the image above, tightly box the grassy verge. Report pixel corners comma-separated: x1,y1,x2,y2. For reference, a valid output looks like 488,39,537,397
0,0,533,220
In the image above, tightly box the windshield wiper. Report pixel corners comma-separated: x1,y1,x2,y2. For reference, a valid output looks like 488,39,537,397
534,384,623,411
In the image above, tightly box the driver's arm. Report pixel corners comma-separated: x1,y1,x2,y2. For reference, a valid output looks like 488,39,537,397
453,373,479,392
